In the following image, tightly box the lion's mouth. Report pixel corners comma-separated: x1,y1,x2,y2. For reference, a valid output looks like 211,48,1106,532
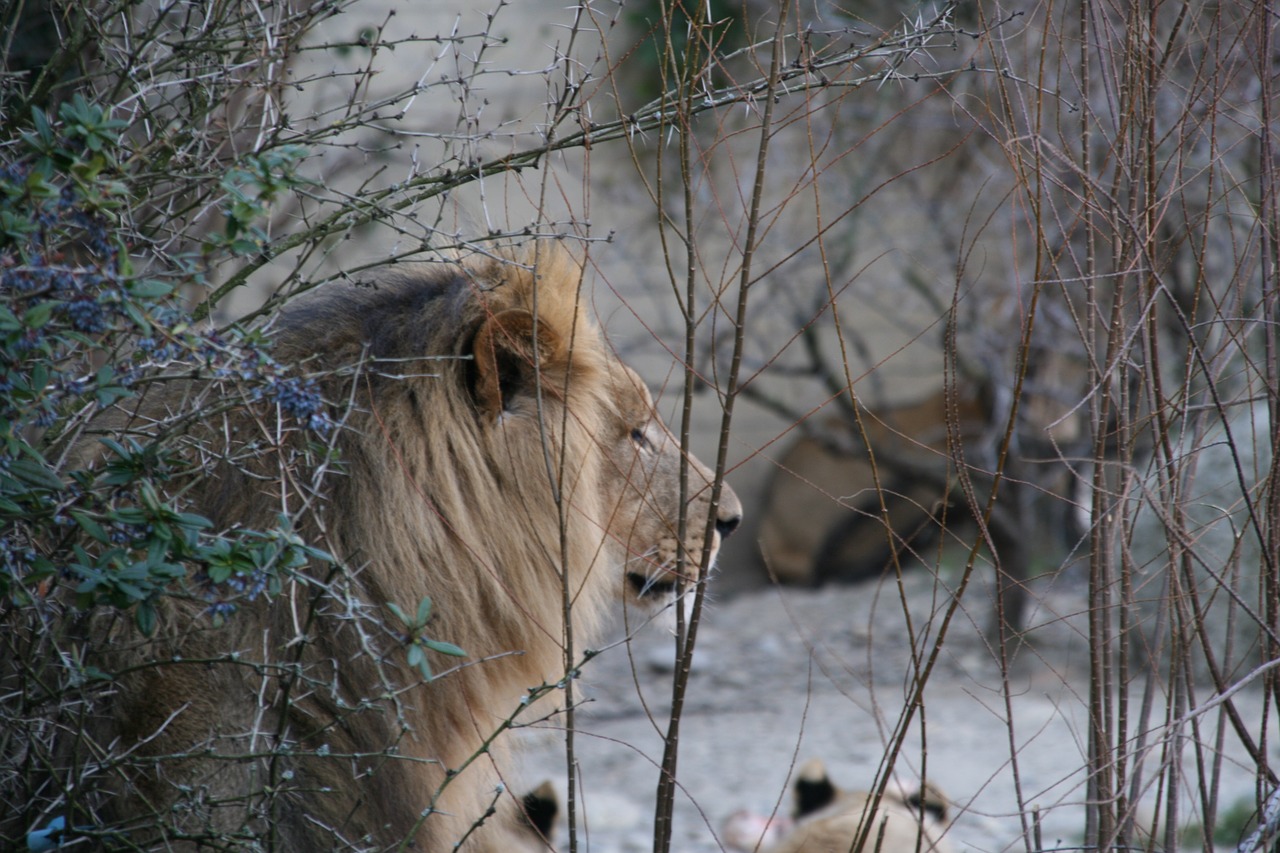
627,571,678,599
626,540,724,601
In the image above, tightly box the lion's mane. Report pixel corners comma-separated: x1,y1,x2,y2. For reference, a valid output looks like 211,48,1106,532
82,249,635,851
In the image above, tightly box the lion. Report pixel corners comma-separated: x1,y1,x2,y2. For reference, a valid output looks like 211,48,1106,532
757,390,992,589
56,248,743,851
722,759,953,853
757,384,1083,638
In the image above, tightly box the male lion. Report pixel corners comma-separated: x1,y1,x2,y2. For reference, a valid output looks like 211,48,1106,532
723,759,954,853
60,249,743,851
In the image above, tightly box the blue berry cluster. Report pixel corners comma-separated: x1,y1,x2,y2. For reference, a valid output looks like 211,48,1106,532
1,164,130,437
0,535,39,585
202,338,332,433
201,567,273,622
268,373,330,432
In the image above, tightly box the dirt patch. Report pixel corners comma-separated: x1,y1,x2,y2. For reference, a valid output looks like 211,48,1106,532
519,571,1271,851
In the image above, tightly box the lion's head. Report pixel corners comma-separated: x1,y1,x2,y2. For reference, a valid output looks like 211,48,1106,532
68,247,741,851
273,248,743,628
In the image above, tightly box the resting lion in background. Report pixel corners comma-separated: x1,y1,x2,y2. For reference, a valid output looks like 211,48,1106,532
723,759,953,853
61,249,743,851
758,383,1083,638
757,390,993,590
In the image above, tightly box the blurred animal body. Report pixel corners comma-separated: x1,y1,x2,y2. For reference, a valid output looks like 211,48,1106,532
758,383,1081,635
723,759,953,853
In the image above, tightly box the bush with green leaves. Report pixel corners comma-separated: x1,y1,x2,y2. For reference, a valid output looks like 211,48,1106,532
2,95,330,614
0,39,524,844
0,90,340,847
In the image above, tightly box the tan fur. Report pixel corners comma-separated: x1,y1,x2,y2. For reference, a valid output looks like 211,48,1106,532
76,248,742,851
725,760,953,853
758,391,991,587
757,384,1083,638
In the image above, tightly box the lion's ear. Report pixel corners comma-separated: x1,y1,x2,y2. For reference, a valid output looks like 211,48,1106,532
793,758,838,818
906,782,950,825
519,780,560,840
470,309,563,420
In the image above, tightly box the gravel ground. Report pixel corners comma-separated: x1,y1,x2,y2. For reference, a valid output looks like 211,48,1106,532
516,571,1274,852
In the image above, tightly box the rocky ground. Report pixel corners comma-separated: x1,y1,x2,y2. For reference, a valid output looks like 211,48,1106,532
517,570,1273,853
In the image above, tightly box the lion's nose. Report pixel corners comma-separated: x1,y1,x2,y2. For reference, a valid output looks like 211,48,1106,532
715,512,742,539
713,484,744,539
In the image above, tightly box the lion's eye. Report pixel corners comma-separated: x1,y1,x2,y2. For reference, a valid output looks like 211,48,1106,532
630,428,650,450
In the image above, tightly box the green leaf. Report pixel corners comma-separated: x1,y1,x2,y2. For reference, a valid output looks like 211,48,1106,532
129,279,175,299
98,437,130,459
422,639,466,658
176,512,212,531
146,536,170,567
7,456,63,491
30,362,48,395
135,599,157,636
301,544,335,565
386,601,408,627
74,574,102,595
82,666,114,682
23,301,55,329
71,510,109,544
113,579,144,600
407,643,433,680
30,107,52,145
121,300,151,332
275,544,309,571
95,382,132,408
111,507,148,525
415,595,433,626
138,480,162,513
